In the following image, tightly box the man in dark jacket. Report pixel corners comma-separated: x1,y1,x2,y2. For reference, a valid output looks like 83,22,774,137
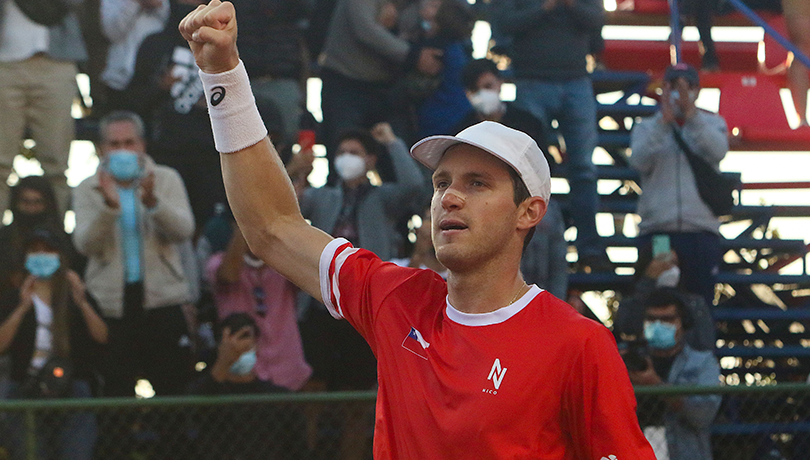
493,0,608,271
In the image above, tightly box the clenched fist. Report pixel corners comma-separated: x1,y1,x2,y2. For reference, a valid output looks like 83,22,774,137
178,0,240,74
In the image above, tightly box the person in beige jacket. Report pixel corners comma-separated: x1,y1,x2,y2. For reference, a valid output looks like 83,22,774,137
72,110,196,397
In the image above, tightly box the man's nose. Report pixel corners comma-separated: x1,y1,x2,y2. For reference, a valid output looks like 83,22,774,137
440,186,465,210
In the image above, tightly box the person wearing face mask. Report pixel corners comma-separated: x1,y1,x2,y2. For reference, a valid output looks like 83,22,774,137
0,228,108,460
298,122,425,393
186,313,308,459
630,63,729,307
0,176,85,295
454,58,568,299
72,110,196,397
623,288,721,460
205,222,312,391
454,59,549,158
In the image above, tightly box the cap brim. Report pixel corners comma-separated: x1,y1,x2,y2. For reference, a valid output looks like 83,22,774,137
410,135,515,174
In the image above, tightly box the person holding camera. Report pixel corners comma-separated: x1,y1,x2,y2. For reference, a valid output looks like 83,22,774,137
186,313,308,459
623,288,721,460
72,110,196,397
629,63,729,307
0,228,108,460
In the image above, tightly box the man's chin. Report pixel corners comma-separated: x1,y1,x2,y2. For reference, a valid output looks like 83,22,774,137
435,248,469,273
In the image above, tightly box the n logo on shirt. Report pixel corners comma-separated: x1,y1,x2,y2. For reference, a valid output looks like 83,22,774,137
487,358,507,390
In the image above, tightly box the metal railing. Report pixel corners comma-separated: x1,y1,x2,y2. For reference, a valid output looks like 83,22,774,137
2,384,810,459
668,0,810,69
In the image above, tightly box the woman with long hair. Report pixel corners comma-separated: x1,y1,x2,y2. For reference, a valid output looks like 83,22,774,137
0,228,107,460
0,176,84,294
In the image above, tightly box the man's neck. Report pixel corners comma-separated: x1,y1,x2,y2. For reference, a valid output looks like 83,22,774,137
446,262,527,314
342,176,369,190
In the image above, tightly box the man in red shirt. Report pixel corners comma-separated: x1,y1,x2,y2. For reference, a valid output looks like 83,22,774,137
179,2,656,458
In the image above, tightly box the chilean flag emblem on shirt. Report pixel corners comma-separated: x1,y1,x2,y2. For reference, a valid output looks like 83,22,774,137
402,327,430,360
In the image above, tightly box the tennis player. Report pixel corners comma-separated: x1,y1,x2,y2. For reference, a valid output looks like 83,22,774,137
180,2,656,458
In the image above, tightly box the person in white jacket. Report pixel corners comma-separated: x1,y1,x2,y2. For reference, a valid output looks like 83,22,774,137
629,63,729,307
72,110,196,397
100,0,169,111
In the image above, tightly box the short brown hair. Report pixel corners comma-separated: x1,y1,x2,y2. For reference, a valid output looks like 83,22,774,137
508,167,537,252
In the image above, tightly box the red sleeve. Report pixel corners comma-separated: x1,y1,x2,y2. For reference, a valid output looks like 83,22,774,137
319,238,415,353
563,324,657,460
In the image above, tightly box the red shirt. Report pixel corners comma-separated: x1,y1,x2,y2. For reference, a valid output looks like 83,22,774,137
321,239,655,460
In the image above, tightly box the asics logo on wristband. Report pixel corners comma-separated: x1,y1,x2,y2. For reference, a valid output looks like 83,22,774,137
210,86,226,106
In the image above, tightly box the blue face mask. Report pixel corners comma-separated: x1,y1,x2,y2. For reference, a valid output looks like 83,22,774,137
644,321,678,350
25,252,61,279
229,349,257,375
106,150,143,181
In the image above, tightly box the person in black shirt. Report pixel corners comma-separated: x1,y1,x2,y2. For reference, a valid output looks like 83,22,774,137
186,313,307,460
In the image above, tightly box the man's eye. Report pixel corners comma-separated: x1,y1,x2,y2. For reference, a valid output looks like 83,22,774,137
434,181,449,189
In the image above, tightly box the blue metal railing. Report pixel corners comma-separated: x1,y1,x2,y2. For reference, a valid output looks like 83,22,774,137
668,0,810,69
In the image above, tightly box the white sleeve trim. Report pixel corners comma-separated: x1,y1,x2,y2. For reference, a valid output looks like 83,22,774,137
319,238,352,319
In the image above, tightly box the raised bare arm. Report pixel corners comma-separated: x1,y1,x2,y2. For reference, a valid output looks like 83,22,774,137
179,0,332,301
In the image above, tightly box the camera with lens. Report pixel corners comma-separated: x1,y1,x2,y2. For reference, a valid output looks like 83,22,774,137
618,338,649,372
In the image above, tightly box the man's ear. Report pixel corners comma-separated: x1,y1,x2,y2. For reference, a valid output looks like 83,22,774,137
517,197,547,231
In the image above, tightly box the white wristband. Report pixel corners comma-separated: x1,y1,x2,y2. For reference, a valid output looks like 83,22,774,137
199,60,268,154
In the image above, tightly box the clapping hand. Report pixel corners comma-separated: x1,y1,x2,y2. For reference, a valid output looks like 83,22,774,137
66,270,88,306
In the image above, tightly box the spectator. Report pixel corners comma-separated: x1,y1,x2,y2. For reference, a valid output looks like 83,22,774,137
206,224,312,391
318,0,443,181
298,122,426,393
629,63,728,306
186,313,308,460
233,0,310,146
0,228,107,460
492,0,610,272
454,58,568,298
0,0,87,215
72,110,195,397
0,176,84,295
454,58,548,151
623,288,721,460
614,250,716,352
127,0,227,229
99,0,170,112
676,0,720,71
399,0,475,139
783,0,810,127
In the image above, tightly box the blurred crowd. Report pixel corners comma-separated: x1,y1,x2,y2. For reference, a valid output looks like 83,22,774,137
2,0,790,458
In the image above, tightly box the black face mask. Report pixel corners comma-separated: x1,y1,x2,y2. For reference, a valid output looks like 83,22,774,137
14,212,46,227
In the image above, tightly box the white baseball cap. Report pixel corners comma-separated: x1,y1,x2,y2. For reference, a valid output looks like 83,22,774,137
410,121,551,203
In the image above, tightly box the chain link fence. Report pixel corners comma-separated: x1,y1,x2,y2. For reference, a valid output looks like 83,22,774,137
637,383,810,460
0,391,376,460
2,385,810,459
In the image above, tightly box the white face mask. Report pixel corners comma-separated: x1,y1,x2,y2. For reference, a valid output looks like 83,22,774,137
334,153,367,182
243,254,264,268
656,265,681,288
468,89,504,116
